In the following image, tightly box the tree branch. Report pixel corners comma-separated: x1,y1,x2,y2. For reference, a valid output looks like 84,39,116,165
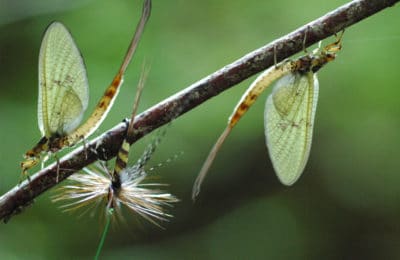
1,0,398,222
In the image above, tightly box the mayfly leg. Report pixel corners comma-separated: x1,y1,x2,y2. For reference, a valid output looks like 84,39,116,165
55,155,60,183
323,30,344,53
302,26,311,54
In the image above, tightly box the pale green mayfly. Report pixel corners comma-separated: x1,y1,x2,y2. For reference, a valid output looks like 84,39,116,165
21,0,152,176
192,33,343,199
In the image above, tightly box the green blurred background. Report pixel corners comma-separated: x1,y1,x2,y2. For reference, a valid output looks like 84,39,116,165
1,0,399,259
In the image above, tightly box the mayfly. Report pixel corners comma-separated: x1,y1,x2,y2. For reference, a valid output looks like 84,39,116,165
21,0,152,177
53,67,179,227
192,32,343,199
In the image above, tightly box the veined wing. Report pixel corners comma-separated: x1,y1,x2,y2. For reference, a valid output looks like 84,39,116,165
264,71,318,185
38,22,89,137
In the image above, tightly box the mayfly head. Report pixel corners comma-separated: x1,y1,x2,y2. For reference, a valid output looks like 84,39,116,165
21,136,50,174
21,157,39,175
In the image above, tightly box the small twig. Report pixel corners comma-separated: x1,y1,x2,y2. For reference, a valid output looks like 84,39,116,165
0,0,398,222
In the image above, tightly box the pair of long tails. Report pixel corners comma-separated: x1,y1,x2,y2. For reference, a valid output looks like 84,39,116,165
21,0,152,176
193,33,343,199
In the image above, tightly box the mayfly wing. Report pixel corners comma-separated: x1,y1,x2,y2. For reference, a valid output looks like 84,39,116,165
264,71,318,185
38,22,89,137
192,62,292,200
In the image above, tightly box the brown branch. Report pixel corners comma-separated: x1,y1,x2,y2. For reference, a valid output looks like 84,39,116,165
0,0,398,222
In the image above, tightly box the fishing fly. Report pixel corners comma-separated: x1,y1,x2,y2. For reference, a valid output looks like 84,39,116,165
53,66,179,226
53,64,178,257
192,32,343,199
21,0,152,178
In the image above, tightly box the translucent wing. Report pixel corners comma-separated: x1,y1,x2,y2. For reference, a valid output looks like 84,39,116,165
264,71,318,185
38,22,89,137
